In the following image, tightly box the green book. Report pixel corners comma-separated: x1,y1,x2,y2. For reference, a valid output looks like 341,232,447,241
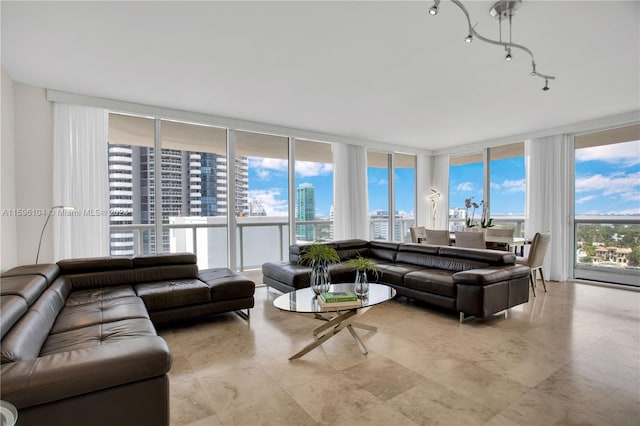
319,291,358,303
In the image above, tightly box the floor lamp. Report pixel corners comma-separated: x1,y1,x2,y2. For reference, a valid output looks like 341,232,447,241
35,205,75,264
427,188,441,229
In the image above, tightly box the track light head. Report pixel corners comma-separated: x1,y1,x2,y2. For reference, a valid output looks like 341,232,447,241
465,34,473,43
530,62,537,76
505,48,512,61
428,0,440,15
542,79,550,91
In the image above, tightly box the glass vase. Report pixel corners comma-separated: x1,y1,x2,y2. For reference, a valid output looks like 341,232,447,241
310,261,330,295
354,270,369,298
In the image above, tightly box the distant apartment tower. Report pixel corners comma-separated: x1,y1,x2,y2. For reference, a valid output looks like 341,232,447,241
369,210,404,241
295,183,316,241
108,144,249,255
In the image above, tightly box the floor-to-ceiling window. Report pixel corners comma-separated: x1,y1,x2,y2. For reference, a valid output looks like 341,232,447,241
449,153,484,232
367,151,390,240
294,139,333,242
367,152,416,242
236,131,289,269
488,143,525,236
448,145,525,235
107,113,156,255
574,124,640,286
160,119,228,269
394,154,416,242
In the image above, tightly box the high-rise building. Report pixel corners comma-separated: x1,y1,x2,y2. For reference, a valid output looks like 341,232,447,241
108,144,248,255
295,183,316,241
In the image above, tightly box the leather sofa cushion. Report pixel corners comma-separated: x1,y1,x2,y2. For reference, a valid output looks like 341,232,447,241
65,285,137,306
1,281,67,363
395,251,489,272
454,265,530,285
398,244,440,255
132,253,196,268
1,337,171,411
289,242,338,263
135,279,210,311
1,264,60,284
51,297,149,334
404,269,456,298
375,262,424,286
40,318,157,356
369,241,400,262
262,261,311,289
134,264,199,283
64,270,137,290
57,257,133,274
199,268,256,301
0,275,48,306
0,296,28,339
335,239,370,261
438,246,516,265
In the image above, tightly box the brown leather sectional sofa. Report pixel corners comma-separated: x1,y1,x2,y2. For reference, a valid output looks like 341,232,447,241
262,239,531,320
0,253,255,426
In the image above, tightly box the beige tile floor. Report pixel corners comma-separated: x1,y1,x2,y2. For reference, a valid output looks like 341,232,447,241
159,280,640,426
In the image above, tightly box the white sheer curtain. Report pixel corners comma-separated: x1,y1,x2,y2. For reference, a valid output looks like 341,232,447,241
525,134,572,281
415,153,431,227
332,143,369,240
53,103,110,260
431,154,450,230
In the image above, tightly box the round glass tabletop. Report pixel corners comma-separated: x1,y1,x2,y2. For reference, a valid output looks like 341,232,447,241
273,283,396,313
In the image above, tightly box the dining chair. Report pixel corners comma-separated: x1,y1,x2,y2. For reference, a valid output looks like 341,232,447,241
516,232,551,297
454,230,486,249
424,229,451,245
409,226,427,243
485,227,514,250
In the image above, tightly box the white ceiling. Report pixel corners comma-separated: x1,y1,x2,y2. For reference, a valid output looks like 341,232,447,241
2,1,639,151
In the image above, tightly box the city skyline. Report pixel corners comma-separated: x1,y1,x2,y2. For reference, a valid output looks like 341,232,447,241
248,140,639,218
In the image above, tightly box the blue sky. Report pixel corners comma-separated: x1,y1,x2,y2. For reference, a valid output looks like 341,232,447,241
246,140,640,218
574,140,640,215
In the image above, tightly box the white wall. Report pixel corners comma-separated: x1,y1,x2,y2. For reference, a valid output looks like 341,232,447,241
13,81,54,266
1,69,18,271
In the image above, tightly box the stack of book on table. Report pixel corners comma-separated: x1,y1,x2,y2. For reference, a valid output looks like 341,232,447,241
317,290,361,309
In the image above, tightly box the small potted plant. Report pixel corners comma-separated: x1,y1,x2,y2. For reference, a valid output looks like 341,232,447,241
298,242,340,295
346,256,380,297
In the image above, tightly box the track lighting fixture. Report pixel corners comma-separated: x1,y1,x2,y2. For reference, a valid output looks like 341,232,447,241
426,0,555,90
428,0,440,15
542,79,549,91
505,48,512,61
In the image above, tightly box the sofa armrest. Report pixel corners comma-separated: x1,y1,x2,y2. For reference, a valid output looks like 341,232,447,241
453,265,530,285
0,336,172,409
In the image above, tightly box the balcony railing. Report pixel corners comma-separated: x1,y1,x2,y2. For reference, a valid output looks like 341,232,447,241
109,217,417,271
109,214,639,286
574,215,640,286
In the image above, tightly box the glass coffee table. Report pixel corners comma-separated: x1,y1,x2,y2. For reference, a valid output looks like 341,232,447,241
273,283,396,360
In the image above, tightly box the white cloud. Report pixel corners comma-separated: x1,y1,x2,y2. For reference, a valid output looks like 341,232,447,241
295,161,333,177
247,158,333,179
575,171,640,196
501,179,526,193
575,140,640,167
456,182,474,192
248,157,287,171
576,195,595,204
370,177,387,186
248,158,287,181
247,189,288,216
575,171,640,209
490,182,501,190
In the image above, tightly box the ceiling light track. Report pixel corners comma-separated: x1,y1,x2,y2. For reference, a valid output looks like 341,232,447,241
429,0,555,91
